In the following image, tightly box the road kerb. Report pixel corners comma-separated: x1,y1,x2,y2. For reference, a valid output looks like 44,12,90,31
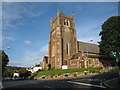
67,81,106,88
100,78,119,89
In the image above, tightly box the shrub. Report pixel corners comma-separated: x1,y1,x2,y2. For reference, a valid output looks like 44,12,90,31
84,71,88,75
29,73,37,80
64,74,68,77
58,73,61,76
91,71,95,73
41,75,46,79
84,72,87,75
50,74,54,78
73,74,77,77
51,66,55,70
47,64,51,70
55,75,57,78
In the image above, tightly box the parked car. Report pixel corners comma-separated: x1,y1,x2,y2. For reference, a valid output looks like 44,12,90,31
19,77,24,80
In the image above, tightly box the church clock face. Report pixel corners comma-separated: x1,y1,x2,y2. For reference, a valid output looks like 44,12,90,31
65,28,69,32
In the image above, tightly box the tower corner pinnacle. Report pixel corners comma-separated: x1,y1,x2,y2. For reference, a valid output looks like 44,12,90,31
72,12,74,19
57,9,61,16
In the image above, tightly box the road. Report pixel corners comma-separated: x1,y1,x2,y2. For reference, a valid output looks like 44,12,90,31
2,70,119,90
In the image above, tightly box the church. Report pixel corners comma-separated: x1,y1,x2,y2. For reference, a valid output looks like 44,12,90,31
41,9,116,70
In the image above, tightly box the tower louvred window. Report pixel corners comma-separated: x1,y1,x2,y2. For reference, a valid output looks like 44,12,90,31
64,21,66,25
67,21,69,26
64,20,69,26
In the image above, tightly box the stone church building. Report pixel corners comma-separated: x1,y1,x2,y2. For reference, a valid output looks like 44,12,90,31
47,10,115,69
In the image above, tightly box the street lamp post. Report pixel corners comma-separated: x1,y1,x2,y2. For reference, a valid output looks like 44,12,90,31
86,40,93,74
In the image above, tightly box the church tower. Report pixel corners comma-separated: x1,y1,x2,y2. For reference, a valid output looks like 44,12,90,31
48,9,78,69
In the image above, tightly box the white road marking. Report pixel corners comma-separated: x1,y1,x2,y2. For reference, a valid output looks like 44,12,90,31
67,81,106,88
44,85,56,90
44,85,51,88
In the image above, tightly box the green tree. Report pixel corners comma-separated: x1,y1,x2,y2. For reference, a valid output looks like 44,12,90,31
47,64,51,70
18,68,31,78
0,50,9,75
99,16,120,67
3,69,13,78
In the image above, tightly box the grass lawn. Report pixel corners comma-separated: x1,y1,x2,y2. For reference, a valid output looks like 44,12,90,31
35,67,102,77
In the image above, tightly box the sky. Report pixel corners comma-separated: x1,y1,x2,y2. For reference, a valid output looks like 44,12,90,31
1,2,118,67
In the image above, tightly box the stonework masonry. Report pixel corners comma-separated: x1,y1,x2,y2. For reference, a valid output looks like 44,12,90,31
47,10,116,70
48,10,77,69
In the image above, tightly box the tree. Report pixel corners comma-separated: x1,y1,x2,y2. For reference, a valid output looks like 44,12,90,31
0,50,9,75
18,68,31,78
47,64,51,70
3,69,13,78
99,16,120,67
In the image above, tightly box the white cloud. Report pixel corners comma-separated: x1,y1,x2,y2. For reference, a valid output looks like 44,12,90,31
34,44,48,61
2,36,15,40
9,60,35,67
41,44,48,52
12,50,42,67
76,19,103,44
76,19,101,35
77,36,100,44
24,40,32,45
2,3,43,30
38,51,48,56
34,56,39,60
2,36,15,48
9,43,48,67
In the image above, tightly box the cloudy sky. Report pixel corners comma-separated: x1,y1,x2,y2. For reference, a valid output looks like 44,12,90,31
2,2,118,67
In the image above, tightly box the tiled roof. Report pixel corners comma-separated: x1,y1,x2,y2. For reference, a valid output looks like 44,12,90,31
70,52,81,60
70,52,115,60
77,41,99,54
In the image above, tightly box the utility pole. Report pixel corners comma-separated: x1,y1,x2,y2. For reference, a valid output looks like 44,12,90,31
86,40,93,74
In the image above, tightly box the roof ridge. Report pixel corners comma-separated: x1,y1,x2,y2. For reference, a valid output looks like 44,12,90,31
77,41,99,46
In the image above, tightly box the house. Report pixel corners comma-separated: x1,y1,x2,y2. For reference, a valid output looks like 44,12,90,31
13,73,19,77
27,64,42,73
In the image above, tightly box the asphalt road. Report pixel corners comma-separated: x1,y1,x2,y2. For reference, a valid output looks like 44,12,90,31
2,70,119,90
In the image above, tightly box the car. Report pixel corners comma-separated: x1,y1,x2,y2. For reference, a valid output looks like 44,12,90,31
5,77,12,80
19,77,24,80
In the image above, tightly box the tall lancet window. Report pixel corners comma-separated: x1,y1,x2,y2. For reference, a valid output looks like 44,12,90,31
66,43,69,55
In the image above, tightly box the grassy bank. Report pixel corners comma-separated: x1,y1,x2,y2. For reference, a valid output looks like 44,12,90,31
35,67,101,77
29,66,118,79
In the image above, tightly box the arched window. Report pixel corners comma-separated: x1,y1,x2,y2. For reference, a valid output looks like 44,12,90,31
64,21,66,25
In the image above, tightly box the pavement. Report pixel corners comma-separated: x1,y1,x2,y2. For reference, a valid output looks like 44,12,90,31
102,77,120,89
101,69,120,89
0,81,3,90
